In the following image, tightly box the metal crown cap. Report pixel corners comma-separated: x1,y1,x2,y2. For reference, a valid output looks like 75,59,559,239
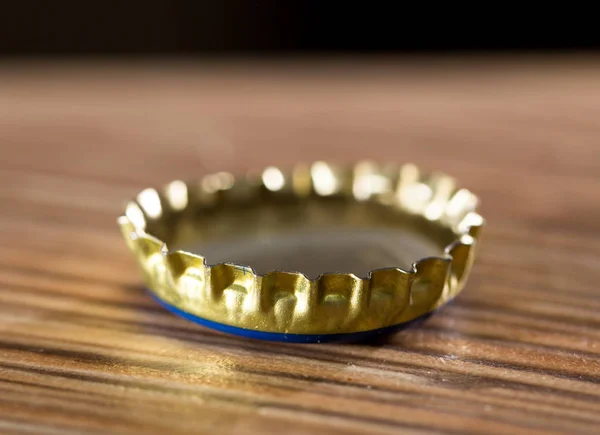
118,161,484,338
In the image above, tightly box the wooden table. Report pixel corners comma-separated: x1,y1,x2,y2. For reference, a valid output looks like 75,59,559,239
1,56,599,434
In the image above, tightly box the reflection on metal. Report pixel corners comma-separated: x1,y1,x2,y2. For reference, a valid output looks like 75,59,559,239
262,166,285,192
137,188,162,219
165,180,188,211
118,161,484,339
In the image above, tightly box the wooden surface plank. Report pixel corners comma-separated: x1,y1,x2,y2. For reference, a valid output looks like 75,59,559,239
1,56,599,434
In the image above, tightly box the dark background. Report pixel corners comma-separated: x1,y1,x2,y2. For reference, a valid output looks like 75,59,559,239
1,2,598,56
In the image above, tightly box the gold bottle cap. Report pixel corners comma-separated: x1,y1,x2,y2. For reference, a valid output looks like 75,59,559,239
118,161,484,342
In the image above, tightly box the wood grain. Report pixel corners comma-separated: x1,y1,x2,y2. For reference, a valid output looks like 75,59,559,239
1,56,599,434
